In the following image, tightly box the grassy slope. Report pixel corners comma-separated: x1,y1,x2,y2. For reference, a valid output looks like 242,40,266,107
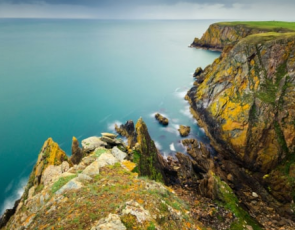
217,21,295,31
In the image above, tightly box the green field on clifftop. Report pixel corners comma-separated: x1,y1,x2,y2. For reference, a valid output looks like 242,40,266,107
218,21,295,31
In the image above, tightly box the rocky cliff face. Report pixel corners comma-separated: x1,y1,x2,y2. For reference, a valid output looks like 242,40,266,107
191,23,294,51
187,26,295,221
1,127,203,230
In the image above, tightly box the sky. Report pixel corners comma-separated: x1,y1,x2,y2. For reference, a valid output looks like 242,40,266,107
0,0,295,20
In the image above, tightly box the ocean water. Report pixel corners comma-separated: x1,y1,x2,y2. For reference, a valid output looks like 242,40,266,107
0,19,220,213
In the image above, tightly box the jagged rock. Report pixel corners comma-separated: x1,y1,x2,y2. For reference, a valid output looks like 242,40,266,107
194,67,203,77
70,136,84,165
182,139,213,173
91,213,126,230
82,136,107,153
199,172,219,200
55,178,82,195
178,125,190,137
115,120,137,148
155,113,169,126
41,161,70,186
0,199,20,228
135,118,166,183
101,132,118,139
111,146,127,161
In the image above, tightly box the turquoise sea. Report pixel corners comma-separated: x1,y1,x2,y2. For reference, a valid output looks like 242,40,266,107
0,19,220,213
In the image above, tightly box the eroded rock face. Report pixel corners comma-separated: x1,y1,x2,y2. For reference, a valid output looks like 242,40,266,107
155,113,169,126
187,29,295,218
135,118,166,183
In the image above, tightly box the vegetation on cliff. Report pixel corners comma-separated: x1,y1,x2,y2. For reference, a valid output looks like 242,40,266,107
188,21,295,226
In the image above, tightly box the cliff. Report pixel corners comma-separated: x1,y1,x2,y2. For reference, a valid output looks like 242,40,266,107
191,21,295,51
187,22,295,225
0,119,204,230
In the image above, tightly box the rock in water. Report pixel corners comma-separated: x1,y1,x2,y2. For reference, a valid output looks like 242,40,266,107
178,125,190,137
155,113,169,126
135,118,166,183
70,136,84,165
115,120,137,147
194,67,203,77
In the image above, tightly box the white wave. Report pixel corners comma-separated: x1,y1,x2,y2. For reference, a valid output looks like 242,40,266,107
172,124,180,130
174,87,180,92
170,143,176,152
154,141,162,150
180,106,193,118
199,128,205,133
175,90,187,99
99,114,112,123
161,127,178,135
1,177,28,215
107,120,122,131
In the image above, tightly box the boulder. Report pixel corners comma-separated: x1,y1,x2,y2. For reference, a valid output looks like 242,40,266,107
100,136,123,146
178,125,190,137
55,178,83,195
97,153,119,168
82,136,107,153
155,113,169,126
82,160,100,177
111,146,127,162
70,136,84,165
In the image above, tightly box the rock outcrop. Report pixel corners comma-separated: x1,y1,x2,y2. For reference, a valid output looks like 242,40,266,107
187,23,295,222
70,136,84,165
115,120,137,148
190,22,295,51
1,135,203,230
178,125,190,137
155,113,169,126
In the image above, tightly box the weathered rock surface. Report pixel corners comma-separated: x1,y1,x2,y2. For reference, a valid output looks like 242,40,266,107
155,113,169,126
111,146,127,161
91,213,126,230
81,136,107,153
101,132,117,139
178,125,191,137
187,23,295,223
70,136,84,165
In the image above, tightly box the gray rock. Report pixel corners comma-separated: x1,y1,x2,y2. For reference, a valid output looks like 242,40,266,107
100,136,122,145
97,153,119,168
77,173,92,182
91,213,126,230
82,137,107,152
121,200,152,223
55,178,82,195
111,146,127,162
82,160,100,177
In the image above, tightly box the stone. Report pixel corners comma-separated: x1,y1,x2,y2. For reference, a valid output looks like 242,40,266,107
155,113,169,126
111,146,127,161
252,192,259,198
70,136,84,165
91,213,126,230
100,136,122,145
82,136,107,153
101,133,118,139
121,200,152,223
178,125,190,137
82,160,100,177
97,153,119,168
55,178,82,195
227,174,234,182
76,173,92,182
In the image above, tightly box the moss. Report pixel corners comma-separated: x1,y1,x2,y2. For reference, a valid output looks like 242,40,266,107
274,121,289,155
147,222,156,230
214,175,262,230
94,148,107,157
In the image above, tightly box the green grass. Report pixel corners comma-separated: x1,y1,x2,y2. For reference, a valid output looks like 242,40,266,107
218,21,295,31
51,175,77,193
94,148,108,157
